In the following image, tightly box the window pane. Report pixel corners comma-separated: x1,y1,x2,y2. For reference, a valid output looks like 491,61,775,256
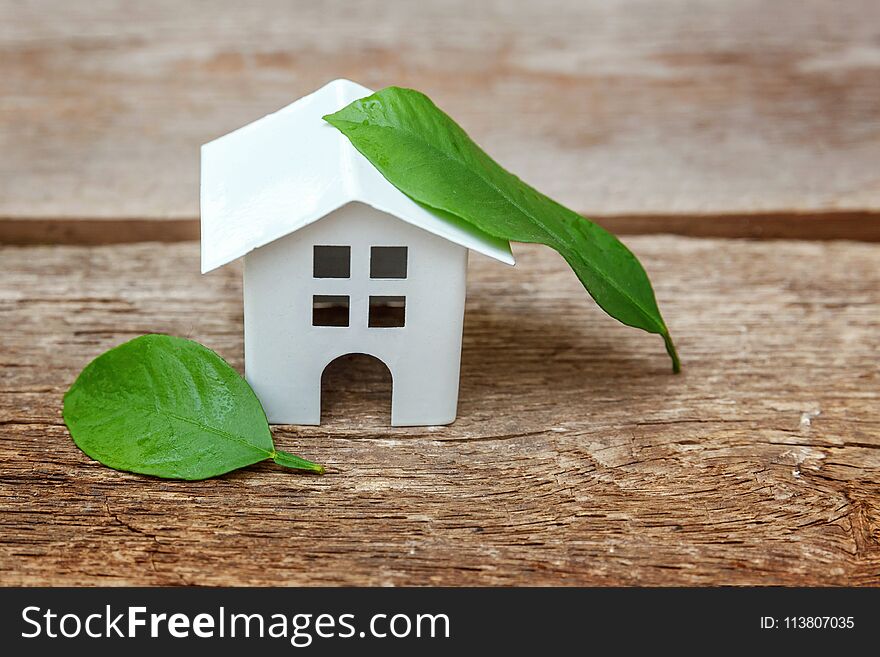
313,245,350,278
370,246,407,279
313,295,349,327
369,296,405,328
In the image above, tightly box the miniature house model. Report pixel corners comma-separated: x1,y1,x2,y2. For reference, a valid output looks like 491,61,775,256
200,80,514,426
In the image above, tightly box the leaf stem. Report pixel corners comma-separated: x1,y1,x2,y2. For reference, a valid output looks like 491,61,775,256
272,450,325,474
663,332,681,374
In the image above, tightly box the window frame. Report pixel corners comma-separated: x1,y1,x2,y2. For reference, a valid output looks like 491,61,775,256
313,245,351,279
368,295,406,328
312,294,350,327
369,246,408,280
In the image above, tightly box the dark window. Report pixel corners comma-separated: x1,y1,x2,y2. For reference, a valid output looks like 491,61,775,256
370,246,408,279
369,296,406,328
313,245,350,278
312,295,349,327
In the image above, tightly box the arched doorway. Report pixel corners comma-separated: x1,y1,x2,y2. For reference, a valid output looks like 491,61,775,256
320,354,392,426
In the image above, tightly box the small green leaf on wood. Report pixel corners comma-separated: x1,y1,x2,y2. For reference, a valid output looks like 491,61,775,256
324,87,680,372
62,334,324,480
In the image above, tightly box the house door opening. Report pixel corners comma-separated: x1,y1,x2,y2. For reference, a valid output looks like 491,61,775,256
320,354,392,426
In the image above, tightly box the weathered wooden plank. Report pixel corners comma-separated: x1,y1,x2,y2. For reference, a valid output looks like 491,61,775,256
4,210,880,246
1,237,878,585
1,0,879,234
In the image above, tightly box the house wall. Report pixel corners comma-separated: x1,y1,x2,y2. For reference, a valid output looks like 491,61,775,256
243,201,468,426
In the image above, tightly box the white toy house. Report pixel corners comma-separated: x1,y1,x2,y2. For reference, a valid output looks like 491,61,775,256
200,80,514,426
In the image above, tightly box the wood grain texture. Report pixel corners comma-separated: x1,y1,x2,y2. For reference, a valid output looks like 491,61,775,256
1,237,878,586
2,0,879,229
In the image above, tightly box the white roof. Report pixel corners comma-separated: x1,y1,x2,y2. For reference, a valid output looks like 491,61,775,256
200,79,514,273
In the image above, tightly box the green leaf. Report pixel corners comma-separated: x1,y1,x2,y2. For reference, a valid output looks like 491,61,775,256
324,87,680,372
62,334,324,480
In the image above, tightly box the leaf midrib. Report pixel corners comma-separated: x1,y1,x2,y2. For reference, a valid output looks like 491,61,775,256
129,402,272,458
341,115,665,335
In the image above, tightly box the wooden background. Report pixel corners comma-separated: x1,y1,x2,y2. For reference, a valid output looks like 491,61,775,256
1,0,878,585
